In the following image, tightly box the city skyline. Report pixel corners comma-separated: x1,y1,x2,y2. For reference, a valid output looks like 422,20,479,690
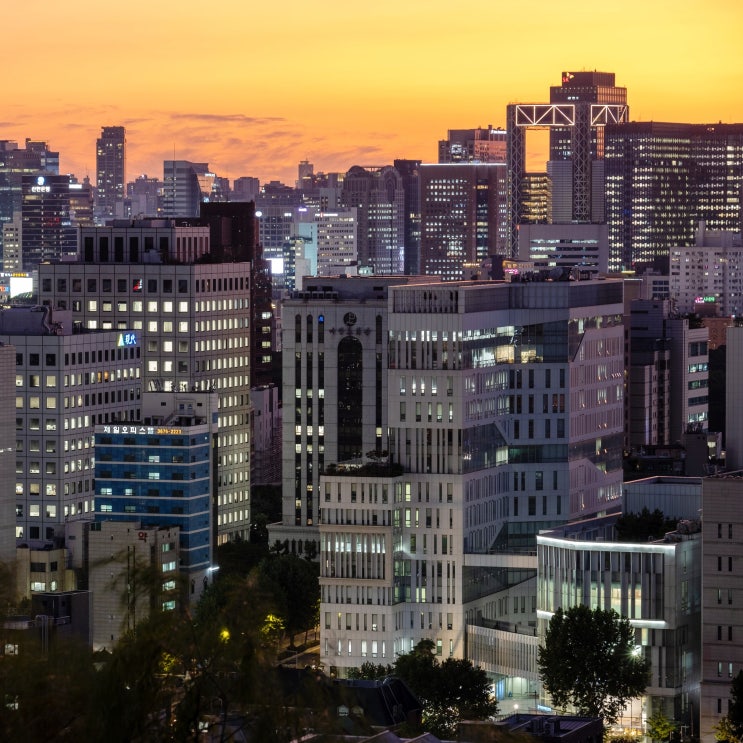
2,0,742,186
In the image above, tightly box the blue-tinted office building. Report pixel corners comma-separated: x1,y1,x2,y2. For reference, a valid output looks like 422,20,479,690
94,391,218,600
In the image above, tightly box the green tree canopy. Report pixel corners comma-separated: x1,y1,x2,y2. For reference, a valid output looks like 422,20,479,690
256,554,320,646
84,573,280,741
729,670,743,735
346,661,394,680
715,670,743,741
647,709,676,742
393,639,497,738
715,715,739,742
537,605,649,726
614,507,678,543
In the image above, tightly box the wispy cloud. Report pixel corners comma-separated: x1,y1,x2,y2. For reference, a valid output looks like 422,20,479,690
167,113,285,125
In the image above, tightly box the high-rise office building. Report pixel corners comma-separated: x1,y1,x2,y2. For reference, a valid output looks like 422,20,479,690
626,300,671,450
507,72,629,255
0,140,60,262
0,305,141,541
20,174,79,269
287,214,358,290
605,122,743,272
270,276,433,555
438,127,507,163
297,160,314,192
256,204,303,274
69,177,95,228
419,163,507,279
2,216,22,272
95,126,126,221
393,159,422,276
38,220,252,543
162,160,215,218
286,209,359,290
341,166,405,274
318,274,625,674
200,201,275,388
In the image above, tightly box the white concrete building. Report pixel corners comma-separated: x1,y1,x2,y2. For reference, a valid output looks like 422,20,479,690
319,275,625,677
670,223,743,316
271,276,432,556
0,305,141,541
536,512,702,733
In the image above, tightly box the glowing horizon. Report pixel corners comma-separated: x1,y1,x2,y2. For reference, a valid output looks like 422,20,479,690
2,0,742,187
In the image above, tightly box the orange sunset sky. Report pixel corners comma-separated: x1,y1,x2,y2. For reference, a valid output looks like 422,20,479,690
2,0,743,187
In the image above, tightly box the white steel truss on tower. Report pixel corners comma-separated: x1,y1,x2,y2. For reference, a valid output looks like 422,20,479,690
506,103,629,255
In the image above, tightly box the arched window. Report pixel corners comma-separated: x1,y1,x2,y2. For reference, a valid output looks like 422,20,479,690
337,336,363,461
